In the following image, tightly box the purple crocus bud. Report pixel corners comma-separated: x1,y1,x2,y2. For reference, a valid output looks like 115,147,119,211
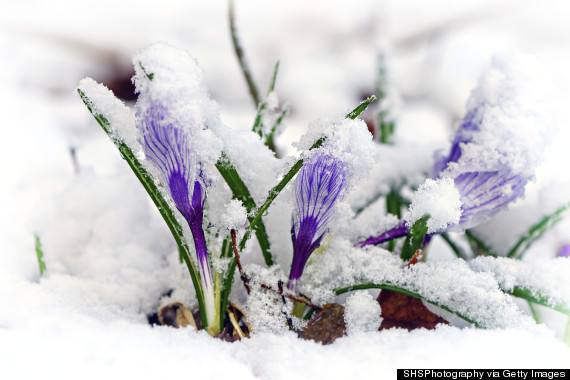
138,99,216,328
359,53,553,247
288,153,347,290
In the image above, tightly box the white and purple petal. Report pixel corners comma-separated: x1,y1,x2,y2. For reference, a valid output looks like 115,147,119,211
289,153,347,286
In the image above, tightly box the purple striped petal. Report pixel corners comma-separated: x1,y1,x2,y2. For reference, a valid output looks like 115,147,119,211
431,109,478,177
139,101,206,224
454,170,529,229
432,105,532,230
138,100,212,290
289,153,347,287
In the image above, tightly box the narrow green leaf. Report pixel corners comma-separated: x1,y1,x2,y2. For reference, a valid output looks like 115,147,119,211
252,61,282,156
465,230,497,257
334,282,479,327
215,154,274,266
229,0,259,107
239,97,377,251
220,234,233,259
509,286,570,316
252,61,280,140
346,95,376,120
386,187,404,252
239,157,304,251
265,106,288,148
34,233,46,276
400,214,429,261
528,302,542,324
78,89,208,328
386,188,403,219
507,203,569,259
375,52,395,144
267,60,279,94
440,233,469,260
138,62,154,80
379,121,395,145
219,235,235,328
303,307,319,321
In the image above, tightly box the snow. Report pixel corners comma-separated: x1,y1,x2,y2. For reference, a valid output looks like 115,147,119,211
133,42,224,180
2,0,570,376
469,257,570,311
220,199,248,230
441,52,554,180
406,178,462,233
302,238,533,329
76,78,140,155
344,291,382,334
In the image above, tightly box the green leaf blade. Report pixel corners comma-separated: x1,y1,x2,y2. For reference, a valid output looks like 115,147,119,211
507,203,569,259
346,95,376,120
215,154,274,266
400,214,429,261
508,286,570,316
334,282,479,327
34,234,46,276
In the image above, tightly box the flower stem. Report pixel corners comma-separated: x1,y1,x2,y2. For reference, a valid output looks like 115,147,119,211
356,222,408,248
189,220,219,335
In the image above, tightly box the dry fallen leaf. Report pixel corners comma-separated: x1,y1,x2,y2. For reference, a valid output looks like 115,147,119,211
300,303,346,345
158,302,197,329
378,290,448,331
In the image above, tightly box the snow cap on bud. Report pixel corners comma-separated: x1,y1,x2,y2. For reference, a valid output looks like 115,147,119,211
359,52,554,247
432,52,553,229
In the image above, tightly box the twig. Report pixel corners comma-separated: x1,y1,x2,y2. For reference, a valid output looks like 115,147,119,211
230,229,251,294
278,280,295,331
260,284,321,311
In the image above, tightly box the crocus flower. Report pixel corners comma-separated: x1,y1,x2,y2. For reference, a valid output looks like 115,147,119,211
288,153,347,290
357,111,533,247
359,55,550,248
138,100,216,330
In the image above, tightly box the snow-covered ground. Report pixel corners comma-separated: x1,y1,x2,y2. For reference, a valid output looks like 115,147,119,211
1,0,570,378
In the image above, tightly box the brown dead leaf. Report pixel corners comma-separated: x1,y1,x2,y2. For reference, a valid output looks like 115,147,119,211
378,290,448,331
158,302,197,329
300,303,346,345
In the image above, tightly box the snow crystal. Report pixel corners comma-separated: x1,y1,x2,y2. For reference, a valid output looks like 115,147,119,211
302,237,533,329
76,78,140,156
405,178,462,233
344,291,382,334
242,264,301,334
469,256,570,311
220,199,248,230
245,285,292,335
